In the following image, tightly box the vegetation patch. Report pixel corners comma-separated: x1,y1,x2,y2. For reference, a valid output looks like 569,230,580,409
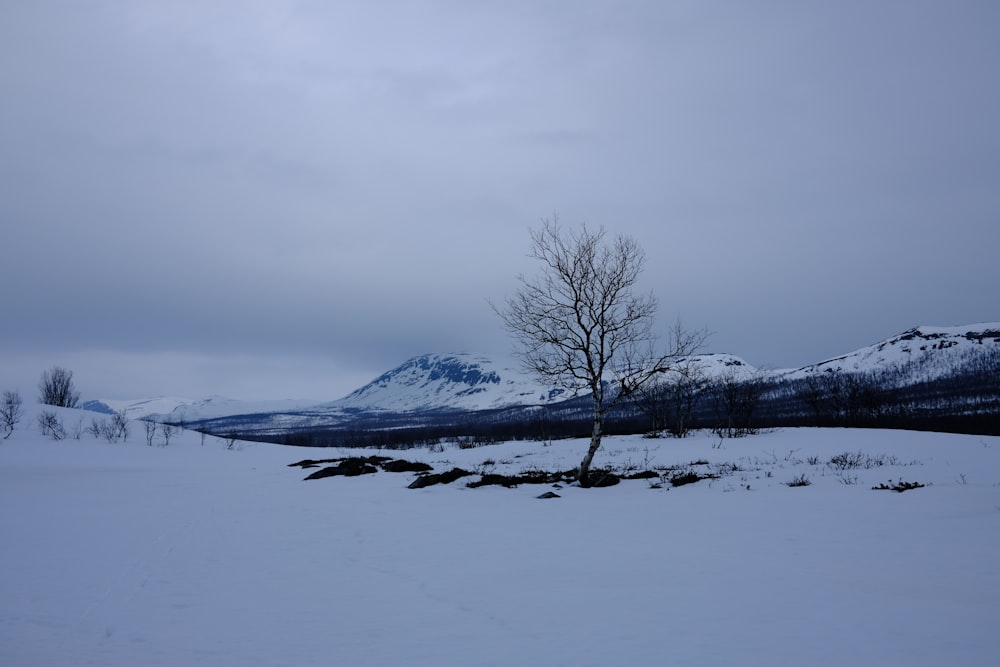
785,474,812,487
872,480,926,493
669,470,716,487
827,450,900,470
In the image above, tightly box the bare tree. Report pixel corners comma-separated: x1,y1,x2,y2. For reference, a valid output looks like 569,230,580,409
143,419,157,446
665,356,710,437
39,366,80,408
160,422,178,447
632,376,673,436
87,418,104,439
710,367,769,437
37,410,67,440
105,409,129,443
2,391,25,439
496,217,704,486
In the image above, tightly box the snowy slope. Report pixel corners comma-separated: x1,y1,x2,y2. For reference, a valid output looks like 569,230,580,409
87,396,323,422
676,353,760,378
785,322,1000,383
320,353,576,412
2,401,998,666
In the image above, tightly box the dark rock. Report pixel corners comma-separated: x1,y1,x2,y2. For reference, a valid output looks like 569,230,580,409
407,468,474,489
304,466,343,480
468,473,522,488
381,459,433,473
537,491,561,499
304,458,379,480
288,458,340,468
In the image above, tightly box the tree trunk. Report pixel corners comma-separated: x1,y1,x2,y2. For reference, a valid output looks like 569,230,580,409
578,409,603,487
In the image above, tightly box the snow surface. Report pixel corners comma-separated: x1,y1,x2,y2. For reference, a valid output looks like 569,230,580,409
2,403,999,666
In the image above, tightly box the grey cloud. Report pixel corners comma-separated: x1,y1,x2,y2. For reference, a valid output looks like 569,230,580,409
1,1,997,400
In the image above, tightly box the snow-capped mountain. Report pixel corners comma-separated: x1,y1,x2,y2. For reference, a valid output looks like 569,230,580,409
785,322,1000,384
322,353,575,412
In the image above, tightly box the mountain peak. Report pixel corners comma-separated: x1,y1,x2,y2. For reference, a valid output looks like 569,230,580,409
331,352,573,412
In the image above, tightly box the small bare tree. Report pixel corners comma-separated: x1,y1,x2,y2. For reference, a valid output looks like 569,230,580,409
160,422,178,447
39,366,80,408
37,410,67,440
143,419,157,446
87,418,104,439
224,432,240,450
2,391,25,439
496,217,704,486
105,409,129,443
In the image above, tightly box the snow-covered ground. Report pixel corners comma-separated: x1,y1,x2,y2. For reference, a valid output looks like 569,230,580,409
2,404,998,666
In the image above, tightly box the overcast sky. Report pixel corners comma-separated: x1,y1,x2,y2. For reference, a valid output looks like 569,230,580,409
2,1,998,402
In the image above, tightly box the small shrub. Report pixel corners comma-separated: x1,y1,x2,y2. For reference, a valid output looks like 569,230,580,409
828,451,900,471
785,474,812,487
828,451,867,470
86,419,104,439
837,473,859,486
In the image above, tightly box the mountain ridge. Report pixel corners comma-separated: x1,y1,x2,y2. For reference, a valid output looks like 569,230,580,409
86,322,999,426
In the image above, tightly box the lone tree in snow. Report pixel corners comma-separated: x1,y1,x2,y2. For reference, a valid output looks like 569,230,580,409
38,366,80,409
2,391,25,439
496,217,704,486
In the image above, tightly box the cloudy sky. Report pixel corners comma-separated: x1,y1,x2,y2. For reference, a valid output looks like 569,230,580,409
2,1,998,402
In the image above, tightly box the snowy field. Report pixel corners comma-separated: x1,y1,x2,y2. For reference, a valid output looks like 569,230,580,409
2,404,999,666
